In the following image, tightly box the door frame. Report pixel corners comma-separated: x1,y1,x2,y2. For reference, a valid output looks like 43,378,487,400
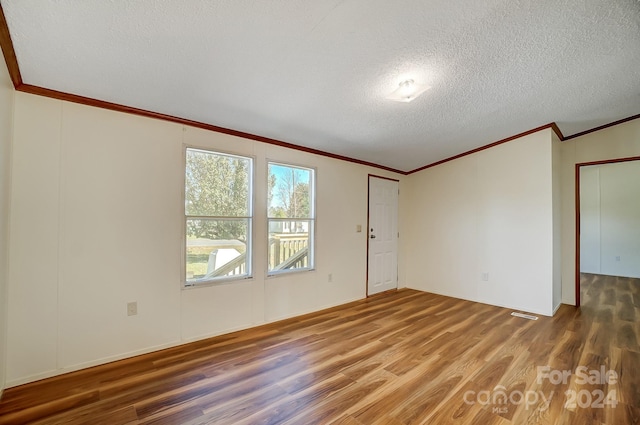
574,155,640,307
367,174,400,297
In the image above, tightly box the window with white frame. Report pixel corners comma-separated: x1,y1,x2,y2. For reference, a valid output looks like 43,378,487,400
267,162,315,273
184,148,253,285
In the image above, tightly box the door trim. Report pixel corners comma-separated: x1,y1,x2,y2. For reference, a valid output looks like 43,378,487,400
367,174,400,297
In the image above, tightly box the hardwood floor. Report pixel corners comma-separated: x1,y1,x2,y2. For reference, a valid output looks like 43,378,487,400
0,274,638,424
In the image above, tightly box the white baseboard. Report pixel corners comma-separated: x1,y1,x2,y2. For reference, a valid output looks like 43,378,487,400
6,295,367,388
6,340,181,388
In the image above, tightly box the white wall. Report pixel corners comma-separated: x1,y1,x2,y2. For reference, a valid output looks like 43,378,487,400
552,133,562,312
561,118,640,305
8,94,63,383
404,129,557,316
6,92,404,386
0,53,15,396
579,161,640,278
579,166,601,273
5,83,638,385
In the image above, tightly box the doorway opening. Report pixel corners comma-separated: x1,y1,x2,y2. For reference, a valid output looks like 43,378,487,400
575,156,640,306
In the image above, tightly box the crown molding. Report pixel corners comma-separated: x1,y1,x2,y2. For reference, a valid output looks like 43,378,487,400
16,83,406,175
0,3,637,176
407,123,563,174
563,114,640,141
0,3,21,87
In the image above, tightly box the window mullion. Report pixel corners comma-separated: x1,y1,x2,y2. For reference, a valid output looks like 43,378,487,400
184,148,253,286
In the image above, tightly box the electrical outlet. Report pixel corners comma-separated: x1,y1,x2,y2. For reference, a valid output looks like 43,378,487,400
127,302,137,316
328,273,333,282
481,272,489,282
616,256,621,262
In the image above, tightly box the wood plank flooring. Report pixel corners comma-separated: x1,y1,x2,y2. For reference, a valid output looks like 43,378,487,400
0,274,638,424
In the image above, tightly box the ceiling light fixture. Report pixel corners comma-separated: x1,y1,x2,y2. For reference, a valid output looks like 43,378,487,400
386,79,430,103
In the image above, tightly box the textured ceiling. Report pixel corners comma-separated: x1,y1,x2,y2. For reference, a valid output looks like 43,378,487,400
2,0,640,172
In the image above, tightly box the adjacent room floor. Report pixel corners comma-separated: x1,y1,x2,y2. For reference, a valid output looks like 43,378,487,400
0,274,638,424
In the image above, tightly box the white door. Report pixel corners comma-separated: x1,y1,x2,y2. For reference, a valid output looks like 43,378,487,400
367,176,398,295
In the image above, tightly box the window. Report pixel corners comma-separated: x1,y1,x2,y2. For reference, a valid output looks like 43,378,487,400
185,148,252,285
267,162,315,273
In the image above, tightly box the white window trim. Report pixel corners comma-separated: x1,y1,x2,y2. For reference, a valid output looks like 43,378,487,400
182,146,255,288
266,160,316,277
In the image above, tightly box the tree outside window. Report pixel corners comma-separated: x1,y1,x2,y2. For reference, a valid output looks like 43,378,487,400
185,149,252,284
267,163,315,273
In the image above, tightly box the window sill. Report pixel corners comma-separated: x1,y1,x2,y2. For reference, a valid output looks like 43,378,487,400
182,275,254,289
266,268,316,279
